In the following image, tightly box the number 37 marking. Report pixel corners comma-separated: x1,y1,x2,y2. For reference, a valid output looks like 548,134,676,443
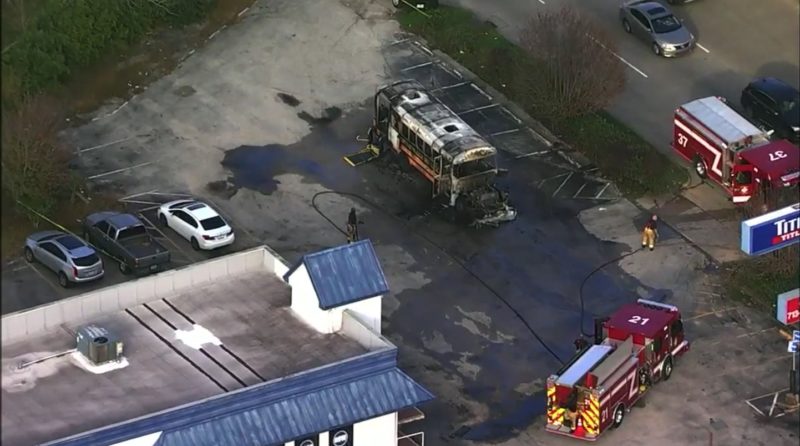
769,150,787,162
628,315,650,325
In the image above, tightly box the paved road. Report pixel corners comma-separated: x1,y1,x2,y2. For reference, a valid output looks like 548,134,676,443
448,0,800,160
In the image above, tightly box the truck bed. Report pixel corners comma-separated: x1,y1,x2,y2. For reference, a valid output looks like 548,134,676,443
119,236,169,265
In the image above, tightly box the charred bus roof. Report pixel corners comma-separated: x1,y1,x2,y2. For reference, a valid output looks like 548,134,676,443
378,79,497,163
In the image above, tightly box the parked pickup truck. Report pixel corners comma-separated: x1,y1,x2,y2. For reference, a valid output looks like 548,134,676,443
83,212,171,275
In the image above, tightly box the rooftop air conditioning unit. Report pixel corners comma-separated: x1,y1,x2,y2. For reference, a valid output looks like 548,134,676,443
76,325,124,365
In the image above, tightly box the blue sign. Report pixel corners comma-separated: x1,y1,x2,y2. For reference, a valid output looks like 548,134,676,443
789,341,799,353
741,203,800,256
794,330,800,343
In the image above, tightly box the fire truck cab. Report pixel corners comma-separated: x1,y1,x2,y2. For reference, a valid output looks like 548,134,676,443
673,96,800,204
545,299,690,441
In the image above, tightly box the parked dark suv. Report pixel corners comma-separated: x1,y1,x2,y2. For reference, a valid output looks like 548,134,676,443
741,77,800,143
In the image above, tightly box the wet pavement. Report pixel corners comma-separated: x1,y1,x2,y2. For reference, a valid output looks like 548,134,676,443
18,1,796,444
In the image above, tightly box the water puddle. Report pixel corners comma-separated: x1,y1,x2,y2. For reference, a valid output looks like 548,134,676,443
461,394,546,442
213,144,325,196
59,0,256,120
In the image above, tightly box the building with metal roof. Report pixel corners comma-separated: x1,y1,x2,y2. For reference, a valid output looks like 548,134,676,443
1,244,432,446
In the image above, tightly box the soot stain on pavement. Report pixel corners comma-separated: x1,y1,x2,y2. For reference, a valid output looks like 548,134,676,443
297,106,343,126
276,92,301,107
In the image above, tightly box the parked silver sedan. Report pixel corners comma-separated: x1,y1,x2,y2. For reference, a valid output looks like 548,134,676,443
24,231,104,288
619,1,695,57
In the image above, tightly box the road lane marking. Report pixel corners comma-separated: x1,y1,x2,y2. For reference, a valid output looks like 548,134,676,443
538,0,545,4
696,43,710,53
586,33,648,79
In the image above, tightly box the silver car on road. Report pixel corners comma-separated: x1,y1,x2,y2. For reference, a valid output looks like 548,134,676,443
24,231,104,288
619,1,695,57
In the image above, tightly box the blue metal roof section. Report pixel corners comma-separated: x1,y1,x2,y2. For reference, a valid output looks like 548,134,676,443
283,239,390,310
47,349,434,446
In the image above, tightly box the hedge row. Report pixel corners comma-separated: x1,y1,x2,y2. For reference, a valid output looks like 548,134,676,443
2,0,214,96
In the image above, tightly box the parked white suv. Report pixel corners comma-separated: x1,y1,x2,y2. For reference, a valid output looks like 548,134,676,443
157,200,234,250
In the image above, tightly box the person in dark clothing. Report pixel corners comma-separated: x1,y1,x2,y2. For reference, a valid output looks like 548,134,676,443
562,388,580,431
641,214,659,251
346,208,359,243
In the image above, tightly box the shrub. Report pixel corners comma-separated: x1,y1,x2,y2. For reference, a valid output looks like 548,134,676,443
1,95,76,216
2,0,215,96
519,7,626,122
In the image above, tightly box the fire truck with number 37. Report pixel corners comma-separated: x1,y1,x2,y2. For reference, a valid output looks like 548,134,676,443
672,96,800,203
545,299,690,441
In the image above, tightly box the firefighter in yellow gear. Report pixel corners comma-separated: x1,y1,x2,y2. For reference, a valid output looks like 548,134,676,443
641,214,659,251
563,388,580,431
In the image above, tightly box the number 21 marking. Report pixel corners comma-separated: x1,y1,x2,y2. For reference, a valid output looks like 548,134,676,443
628,315,650,325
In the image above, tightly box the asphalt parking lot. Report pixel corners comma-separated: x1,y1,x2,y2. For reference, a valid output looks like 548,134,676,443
5,1,796,445
1,192,256,315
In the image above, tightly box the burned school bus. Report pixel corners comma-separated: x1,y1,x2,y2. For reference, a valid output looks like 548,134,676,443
369,80,517,226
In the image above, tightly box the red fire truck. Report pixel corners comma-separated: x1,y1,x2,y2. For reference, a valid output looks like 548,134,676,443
545,299,690,441
673,96,800,204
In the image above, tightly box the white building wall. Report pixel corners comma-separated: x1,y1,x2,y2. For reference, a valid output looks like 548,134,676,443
354,412,397,446
288,266,383,335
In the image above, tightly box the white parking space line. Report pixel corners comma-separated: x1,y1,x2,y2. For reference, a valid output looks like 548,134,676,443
87,161,152,180
401,61,433,72
431,81,471,92
120,199,163,206
552,172,574,197
120,189,159,201
459,103,499,115
514,150,551,159
26,263,66,295
537,0,545,4
148,192,194,198
586,33,648,79
696,43,710,54
137,213,195,262
78,136,135,154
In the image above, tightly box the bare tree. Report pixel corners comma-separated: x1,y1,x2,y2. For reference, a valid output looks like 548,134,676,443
1,94,74,215
520,7,626,122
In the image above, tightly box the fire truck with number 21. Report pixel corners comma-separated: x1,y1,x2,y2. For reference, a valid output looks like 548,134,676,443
545,299,690,441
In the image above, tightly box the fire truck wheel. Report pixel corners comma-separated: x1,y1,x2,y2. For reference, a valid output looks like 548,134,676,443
662,356,673,381
693,157,708,178
612,404,625,428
